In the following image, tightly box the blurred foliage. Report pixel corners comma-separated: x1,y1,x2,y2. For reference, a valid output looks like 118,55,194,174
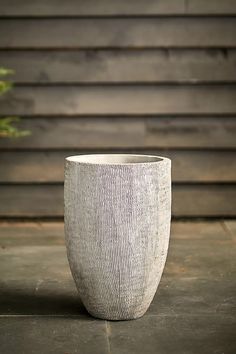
0,117,30,138
0,68,30,138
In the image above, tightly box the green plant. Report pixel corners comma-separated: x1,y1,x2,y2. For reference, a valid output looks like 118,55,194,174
0,68,30,138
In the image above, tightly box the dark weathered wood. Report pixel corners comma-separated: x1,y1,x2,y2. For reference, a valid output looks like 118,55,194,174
0,18,236,48
0,185,63,218
0,184,235,217
225,221,236,241
0,0,235,16
187,0,236,15
145,117,236,148
0,2,235,221
0,221,64,245
1,86,236,115
0,117,235,149
0,150,235,183
171,221,231,240
1,50,236,84
0,220,228,242
0,0,185,16
174,185,236,217
0,220,227,242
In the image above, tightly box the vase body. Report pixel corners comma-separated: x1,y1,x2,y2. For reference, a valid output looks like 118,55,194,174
64,154,171,320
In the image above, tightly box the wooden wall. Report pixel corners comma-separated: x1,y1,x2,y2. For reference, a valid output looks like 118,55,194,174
0,0,236,218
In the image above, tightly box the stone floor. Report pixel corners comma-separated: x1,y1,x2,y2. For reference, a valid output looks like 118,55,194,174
0,221,235,354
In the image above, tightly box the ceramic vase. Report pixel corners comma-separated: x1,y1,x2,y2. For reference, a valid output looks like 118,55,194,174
64,154,171,320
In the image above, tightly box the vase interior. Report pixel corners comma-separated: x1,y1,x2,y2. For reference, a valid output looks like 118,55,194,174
66,154,163,164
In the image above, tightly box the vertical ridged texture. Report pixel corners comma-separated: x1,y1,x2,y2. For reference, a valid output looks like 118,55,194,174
64,157,171,320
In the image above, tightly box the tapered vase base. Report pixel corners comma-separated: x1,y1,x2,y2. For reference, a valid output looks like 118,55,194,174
86,307,148,321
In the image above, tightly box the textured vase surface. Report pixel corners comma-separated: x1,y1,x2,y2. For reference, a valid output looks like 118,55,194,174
64,154,171,320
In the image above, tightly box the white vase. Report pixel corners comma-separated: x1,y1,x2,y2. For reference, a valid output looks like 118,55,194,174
64,154,171,320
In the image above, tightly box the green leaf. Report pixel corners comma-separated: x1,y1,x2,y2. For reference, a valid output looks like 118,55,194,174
0,80,13,95
0,68,14,76
0,117,31,138
0,68,31,138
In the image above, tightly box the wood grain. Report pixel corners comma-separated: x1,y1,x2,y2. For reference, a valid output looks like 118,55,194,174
0,151,235,183
0,18,236,48
1,50,236,84
186,0,236,15
0,117,235,149
1,86,236,115
0,0,186,16
0,0,235,220
0,184,235,217
0,0,235,16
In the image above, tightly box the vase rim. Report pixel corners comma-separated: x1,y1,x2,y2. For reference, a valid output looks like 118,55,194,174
65,154,170,165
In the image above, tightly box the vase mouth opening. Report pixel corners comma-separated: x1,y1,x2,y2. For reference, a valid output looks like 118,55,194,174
66,154,167,165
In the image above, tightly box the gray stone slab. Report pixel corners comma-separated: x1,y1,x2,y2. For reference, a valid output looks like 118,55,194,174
149,277,236,316
0,222,235,319
0,242,87,316
0,317,109,354
0,243,86,316
165,237,236,279
0,221,235,353
0,246,69,281
0,279,87,316
108,314,236,354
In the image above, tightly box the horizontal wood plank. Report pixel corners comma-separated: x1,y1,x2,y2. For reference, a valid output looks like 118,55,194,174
0,0,185,16
0,2,235,221
0,221,65,243
0,151,235,183
0,220,227,242
1,50,236,84
0,0,235,16
1,86,236,115
0,117,235,149
186,0,236,15
0,184,235,217
0,18,236,48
